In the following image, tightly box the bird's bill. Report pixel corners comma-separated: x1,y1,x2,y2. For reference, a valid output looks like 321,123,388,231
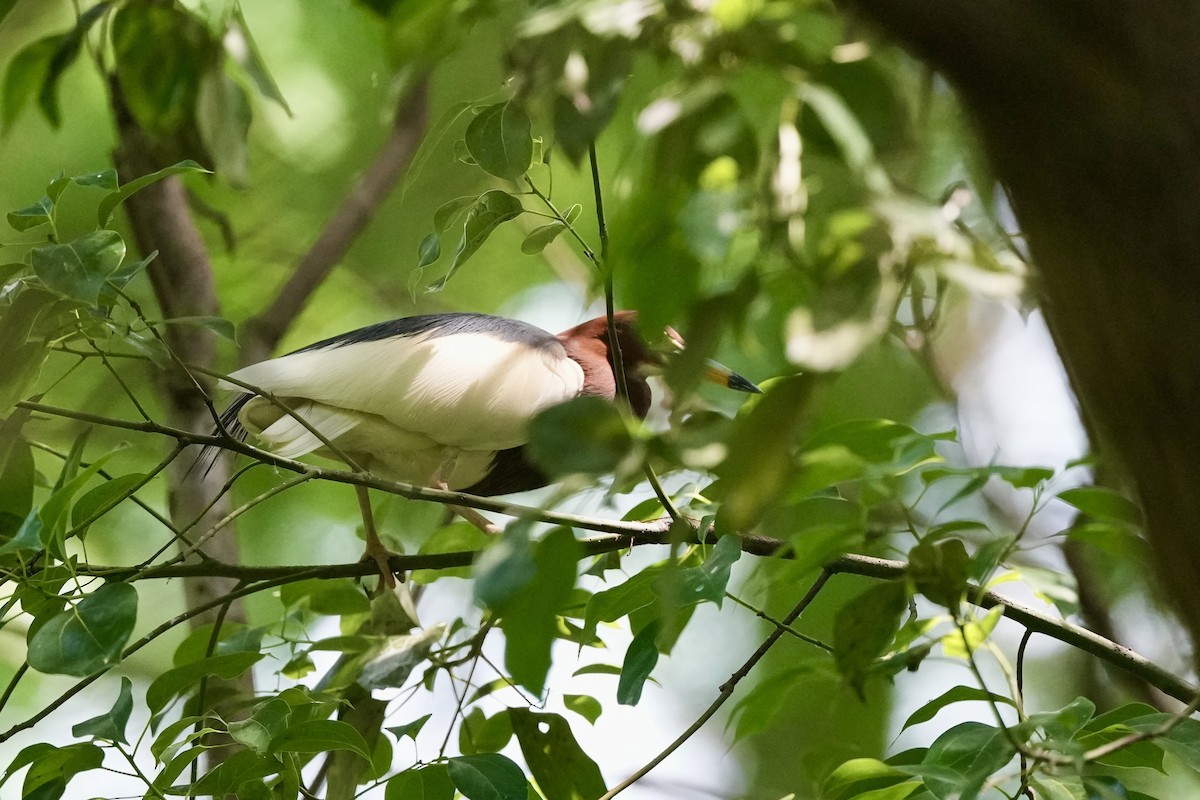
705,360,763,394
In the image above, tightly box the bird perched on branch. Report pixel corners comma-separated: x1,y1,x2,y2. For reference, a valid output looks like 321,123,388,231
216,311,759,585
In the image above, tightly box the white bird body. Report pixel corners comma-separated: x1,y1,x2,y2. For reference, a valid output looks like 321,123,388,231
220,315,585,490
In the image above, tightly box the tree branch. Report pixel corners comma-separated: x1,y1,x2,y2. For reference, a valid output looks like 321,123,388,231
241,76,431,365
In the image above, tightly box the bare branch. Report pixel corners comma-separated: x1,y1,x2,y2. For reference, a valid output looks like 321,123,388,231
242,76,431,364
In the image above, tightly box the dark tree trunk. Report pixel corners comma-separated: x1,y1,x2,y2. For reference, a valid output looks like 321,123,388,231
848,0,1200,655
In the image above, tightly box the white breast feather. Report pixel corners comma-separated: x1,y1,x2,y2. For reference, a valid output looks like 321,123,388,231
224,331,585,452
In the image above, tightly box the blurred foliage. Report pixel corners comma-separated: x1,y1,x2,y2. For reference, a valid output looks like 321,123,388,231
0,1,1190,799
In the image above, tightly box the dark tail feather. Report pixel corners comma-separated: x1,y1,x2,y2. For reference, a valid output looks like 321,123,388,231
188,393,253,479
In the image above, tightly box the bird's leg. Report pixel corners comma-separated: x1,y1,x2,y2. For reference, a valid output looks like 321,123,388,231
446,497,502,535
355,484,397,589
430,452,501,536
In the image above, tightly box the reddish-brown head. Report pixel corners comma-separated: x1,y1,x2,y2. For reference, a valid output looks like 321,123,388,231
557,312,658,418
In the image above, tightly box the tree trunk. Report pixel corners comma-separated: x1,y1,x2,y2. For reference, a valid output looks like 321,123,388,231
847,0,1200,655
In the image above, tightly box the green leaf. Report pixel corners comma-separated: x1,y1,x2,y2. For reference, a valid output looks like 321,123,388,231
583,565,665,639
1077,703,1166,771
573,663,623,677
617,621,659,706
189,749,280,796
30,229,125,304
229,2,290,112
464,101,534,180
799,82,890,195
1,36,56,129
387,713,433,743
528,396,635,477
822,758,914,800
26,581,137,676
155,315,238,341
71,169,118,191
473,524,537,608
416,232,441,268
196,66,252,188
941,606,1004,659
902,685,1015,731
917,722,1015,800
0,5,108,130
0,432,34,520
71,676,134,742
280,578,370,615
563,694,603,725
715,375,816,530
387,765,456,800
0,507,43,556
1057,486,1142,527
39,3,110,127
2,742,103,800
98,160,210,227
428,190,523,291
909,538,970,606
728,665,827,741
832,580,908,695
146,651,264,715
111,3,213,138
520,221,568,254
510,709,607,800
459,708,513,755
70,473,146,536
1084,776,1132,800
675,534,742,606
7,196,53,231
270,719,372,762
0,289,53,409
496,528,580,695
228,697,293,756
447,753,527,800
433,194,478,232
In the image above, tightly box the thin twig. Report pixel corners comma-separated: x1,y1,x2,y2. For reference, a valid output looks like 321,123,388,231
598,569,833,800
